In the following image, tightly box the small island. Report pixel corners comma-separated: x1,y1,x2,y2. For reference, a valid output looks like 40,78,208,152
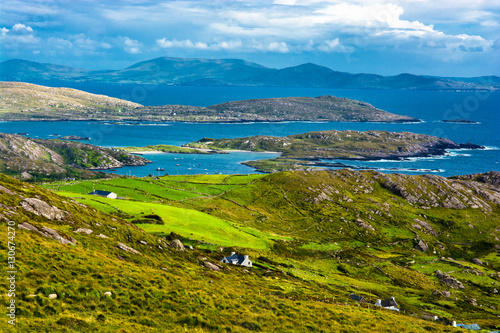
116,144,224,154
441,119,479,124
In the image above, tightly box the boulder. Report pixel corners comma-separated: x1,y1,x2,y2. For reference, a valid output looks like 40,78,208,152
472,258,483,265
442,290,451,297
415,239,429,252
169,239,185,251
435,270,465,289
104,292,112,297
48,294,57,299
204,261,220,272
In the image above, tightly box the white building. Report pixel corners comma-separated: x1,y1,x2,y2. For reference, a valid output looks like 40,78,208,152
89,190,117,199
221,252,252,267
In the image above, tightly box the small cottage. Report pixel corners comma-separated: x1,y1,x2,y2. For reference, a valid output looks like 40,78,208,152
375,297,400,311
350,294,368,303
221,252,252,267
89,190,117,199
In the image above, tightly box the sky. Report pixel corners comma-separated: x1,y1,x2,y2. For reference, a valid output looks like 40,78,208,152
0,0,499,76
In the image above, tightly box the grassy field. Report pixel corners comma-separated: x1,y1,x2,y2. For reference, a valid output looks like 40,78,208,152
35,170,500,331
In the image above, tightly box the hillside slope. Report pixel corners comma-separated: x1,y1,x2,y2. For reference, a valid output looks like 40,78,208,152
0,133,149,180
0,172,467,332
41,170,500,331
0,82,142,120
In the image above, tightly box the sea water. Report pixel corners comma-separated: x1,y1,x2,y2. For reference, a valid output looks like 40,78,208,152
1,85,498,177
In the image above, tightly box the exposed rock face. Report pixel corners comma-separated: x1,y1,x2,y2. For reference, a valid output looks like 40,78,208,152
435,270,465,289
412,219,438,236
204,261,221,272
415,239,429,252
21,198,66,220
169,239,185,251
381,173,500,211
74,228,93,235
18,222,77,245
116,242,140,255
354,218,375,231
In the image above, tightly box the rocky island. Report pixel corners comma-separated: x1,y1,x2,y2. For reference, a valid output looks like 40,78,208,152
186,130,484,172
0,82,419,123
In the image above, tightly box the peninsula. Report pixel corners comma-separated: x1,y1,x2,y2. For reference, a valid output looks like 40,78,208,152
0,82,419,122
186,129,484,172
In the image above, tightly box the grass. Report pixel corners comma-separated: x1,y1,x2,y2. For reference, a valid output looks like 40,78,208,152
29,170,500,331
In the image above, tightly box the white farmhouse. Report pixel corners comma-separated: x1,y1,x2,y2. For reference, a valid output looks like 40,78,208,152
89,190,117,199
221,252,252,267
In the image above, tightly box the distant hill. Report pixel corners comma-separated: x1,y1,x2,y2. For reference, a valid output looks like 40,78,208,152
0,82,142,120
0,82,419,122
1,57,498,90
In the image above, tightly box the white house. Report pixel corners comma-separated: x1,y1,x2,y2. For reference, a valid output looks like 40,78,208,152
375,297,400,311
89,190,117,199
221,252,252,267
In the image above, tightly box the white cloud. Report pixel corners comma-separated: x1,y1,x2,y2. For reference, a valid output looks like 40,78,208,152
12,23,33,33
318,38,354,53
256,41,290,53
122,37,142,54
156,38,242,51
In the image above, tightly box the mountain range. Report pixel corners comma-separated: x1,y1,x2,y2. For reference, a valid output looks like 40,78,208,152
1,57,498,90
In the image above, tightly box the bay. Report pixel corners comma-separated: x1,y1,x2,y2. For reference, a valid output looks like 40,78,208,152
1,85,498,177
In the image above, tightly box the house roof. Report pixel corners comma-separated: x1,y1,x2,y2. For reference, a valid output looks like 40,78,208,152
380,298,398,308
350,294,367,302
223,253,249,265
90,190,114,196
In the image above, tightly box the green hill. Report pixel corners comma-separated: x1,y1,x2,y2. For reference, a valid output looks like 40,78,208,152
33,170,500,331
2,171,485,332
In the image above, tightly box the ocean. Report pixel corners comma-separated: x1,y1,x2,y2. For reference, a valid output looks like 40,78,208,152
1,84,498,177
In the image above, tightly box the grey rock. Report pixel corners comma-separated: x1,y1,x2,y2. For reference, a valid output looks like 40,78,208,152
116,242,140,255
48,294,57,299
169,239,185,251
415,239,429,252
204,261,220,272
21,198,65,220
74,228,93,235
18,222,76,245
442,290,451,297
435,270,465,289
472,258,483,265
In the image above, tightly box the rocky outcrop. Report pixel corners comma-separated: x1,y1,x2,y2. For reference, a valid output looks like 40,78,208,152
21,198,66,220
435,270,465,289
18,222,77,245
116,242,140,255
380,173,500,211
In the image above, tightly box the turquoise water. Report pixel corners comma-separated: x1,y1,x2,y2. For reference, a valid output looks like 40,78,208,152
1,85,498,177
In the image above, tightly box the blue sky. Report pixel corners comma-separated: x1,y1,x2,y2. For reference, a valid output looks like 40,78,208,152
1,0,499,76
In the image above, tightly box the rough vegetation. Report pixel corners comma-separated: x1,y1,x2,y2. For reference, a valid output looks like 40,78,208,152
28,169,500,331
0,132,150,180
1,172,486,332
